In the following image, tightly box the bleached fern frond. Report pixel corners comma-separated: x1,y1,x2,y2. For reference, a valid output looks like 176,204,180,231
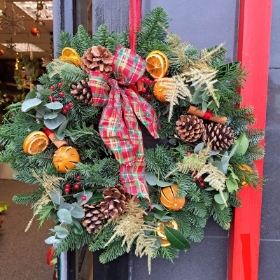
105,199,157,274
199,43,225,64
183,66,219,107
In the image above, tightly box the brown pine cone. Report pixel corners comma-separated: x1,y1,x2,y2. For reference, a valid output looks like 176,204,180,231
81,46,113,74
81,203,105,234
175,115,204,143
203,122,235,150
70,79,92,104
99,184,131,219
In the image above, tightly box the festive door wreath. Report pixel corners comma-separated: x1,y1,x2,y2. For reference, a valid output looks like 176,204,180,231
0,7,264,273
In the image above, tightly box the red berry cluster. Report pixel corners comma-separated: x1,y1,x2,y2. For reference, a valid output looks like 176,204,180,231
62,102,73,114
64,174,82,194
192,171,205,188
138,76,154,100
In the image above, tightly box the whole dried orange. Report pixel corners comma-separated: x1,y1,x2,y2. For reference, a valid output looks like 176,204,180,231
153,77,174,102
23,131,49,155
160,185,186,211
156,220,179,240
53,146,80,173
146,50,169,79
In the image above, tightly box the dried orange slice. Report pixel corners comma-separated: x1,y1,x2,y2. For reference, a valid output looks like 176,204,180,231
160,239,171,247
59,47,81,67
146,50,169,79
153,77,174,102
156,220,178,240
23,131,49,155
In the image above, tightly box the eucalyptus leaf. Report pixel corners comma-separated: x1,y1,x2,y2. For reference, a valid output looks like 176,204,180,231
164,226,190,250
211,160,228,174
35,103,45,119
70,203,85,219
157,180,172,187
151,204,165,211
159,215,173,222
21,98,42,112
45,236,56,244
45,101,63,110
54,225,69,239
44,113,66,130
44,112,58,119
202,101,208,112
145,172,158,186
192,88,203,104
50,189,65,205
74,191,93,205
214,192,229,205
229,143,238,158
57,209,72,224
55,119,69,140
208,150,220,156
194,142,204,153
204,187,215,191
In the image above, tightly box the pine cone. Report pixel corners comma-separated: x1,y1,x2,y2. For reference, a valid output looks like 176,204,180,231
203,122,235,150
81,203,105,234
70,79,92,104
175,115,204,143
81,46,113,74
99,184,131,219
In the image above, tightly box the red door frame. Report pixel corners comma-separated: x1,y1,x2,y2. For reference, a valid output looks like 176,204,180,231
228,1,272,280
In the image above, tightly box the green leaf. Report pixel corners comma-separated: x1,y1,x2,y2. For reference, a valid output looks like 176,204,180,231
194,142,204,153
54,225,69,238
59,202,85,218
235,132,249,155
164,225,190,250
87,193,104,204
204,187,215,191
202,100,208,112
45,102,63,110
44,112,58,120
50,189,65,205
226,178,239,193
35,103,46,119
152,204,165,211
21,98,42,112
214,192,229,205
39,89,52,96
25,89,37,100
44,113,66,130
57,209,72,224
55,119,68,140
192,88,203,104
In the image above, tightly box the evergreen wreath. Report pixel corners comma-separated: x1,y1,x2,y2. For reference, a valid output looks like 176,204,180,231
0,8,264,273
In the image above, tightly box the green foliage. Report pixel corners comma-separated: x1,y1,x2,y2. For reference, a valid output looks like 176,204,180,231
98,238,127,264
137,7,169,57
60,63,87,83
12,191,42,205
57,31,72,57
156,246,179,262
71,25,93,56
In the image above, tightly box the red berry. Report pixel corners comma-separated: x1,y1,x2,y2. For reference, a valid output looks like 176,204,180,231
146,94,151,100
65,104,71,110
187,151,192,155
49,96,54,101
146,79,153,85
64,187,70,193
59,91,65,97
141,87,147,93
74,184,80,190
200,182,205,187
68,102,74,108
75,175,81,181
50,86,55,91
52,97,58,102
81,195,87,201
62,109,67,114
58,82,63,88
65,183,71,188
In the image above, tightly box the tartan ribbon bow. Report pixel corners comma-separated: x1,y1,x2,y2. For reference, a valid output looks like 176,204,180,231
89,46,159,199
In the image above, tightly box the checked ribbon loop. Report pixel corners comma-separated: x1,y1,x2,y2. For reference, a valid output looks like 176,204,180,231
89,46,159,199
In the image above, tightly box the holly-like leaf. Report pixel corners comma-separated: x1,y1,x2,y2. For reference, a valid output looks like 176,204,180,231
87,193,104,204
164,225,190,250
57,209,72,224
21,98,42,112
39,89,53,96
235,132,249,156
25,89,37,100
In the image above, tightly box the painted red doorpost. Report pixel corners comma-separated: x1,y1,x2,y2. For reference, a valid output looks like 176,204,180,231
228,1,272,280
